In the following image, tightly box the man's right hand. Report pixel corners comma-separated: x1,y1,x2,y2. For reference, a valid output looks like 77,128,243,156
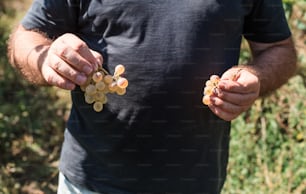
41,33,103,90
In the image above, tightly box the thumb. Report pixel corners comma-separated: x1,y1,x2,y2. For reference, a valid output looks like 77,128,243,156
221,67,243,81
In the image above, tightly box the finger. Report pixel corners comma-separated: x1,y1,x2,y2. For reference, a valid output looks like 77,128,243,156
54,43,94,75
221,67,242,81
90,50,103,69
42,64,76,90
61,35,100,70
215,89,258,106
210,96,249,114
49,55,89,86
218,80,253,93
208,105,241,121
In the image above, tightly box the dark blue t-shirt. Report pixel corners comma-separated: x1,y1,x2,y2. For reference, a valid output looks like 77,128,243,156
21,0,290,193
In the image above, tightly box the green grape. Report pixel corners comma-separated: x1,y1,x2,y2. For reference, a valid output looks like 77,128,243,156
102,95,108,104
116,87,126,96
117,77,129,89
81,64,129,112
114,64,125,76
85,84,96,95
95,81,106,91
85,94,95,104
95,92,106,101
210,75,220,84
205,80,213,87
104,75,113,84
93,101,103,112
202,95,211,105
92,71,103,83
202,74,220,106
108,82,118,93
203,86,213,96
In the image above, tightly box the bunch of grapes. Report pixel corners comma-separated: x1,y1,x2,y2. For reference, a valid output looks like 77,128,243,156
80,64,128,112
202,75,220,105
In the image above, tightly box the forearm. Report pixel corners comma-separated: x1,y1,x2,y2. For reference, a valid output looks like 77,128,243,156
8,25,52,85
245,38,297,96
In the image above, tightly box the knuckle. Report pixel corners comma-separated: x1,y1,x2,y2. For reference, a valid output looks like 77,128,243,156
69,70,79,81
45,75,62,87
52,61,62,71
72,57,82,67
57,47,70,58
74,42,87,52
56,79,71,89
43,67,74,89
217,90,226,98
241,83,249,90
58,81,68,89
45,75,54,85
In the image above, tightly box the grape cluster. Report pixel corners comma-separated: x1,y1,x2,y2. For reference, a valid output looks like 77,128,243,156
80,64,128,112
202,75,220,105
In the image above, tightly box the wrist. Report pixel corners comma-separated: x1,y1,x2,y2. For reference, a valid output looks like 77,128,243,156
27,44,51,85
239,65,268,96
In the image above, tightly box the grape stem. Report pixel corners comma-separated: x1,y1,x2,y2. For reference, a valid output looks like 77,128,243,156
98,67,121,81
232,68,243,81
99,67,110,75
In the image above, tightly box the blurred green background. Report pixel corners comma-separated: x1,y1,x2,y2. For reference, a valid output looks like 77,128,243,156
0,0,305,193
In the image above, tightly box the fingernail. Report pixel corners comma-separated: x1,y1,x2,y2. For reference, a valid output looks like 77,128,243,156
218,81,226,89
66,83,75,90
210,97,216,105
213,88,220,96
76,74,87,85
83,66,93,74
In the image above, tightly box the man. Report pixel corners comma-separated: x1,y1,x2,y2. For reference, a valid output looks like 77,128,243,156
8,0,297,193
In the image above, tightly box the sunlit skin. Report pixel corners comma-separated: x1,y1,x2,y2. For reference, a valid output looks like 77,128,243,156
204,68,260,121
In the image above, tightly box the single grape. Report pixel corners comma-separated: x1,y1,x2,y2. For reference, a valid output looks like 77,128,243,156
104,75,113,84
85,94,95,104
95,81,106,91
95,92,106,101
117,77,129,89
93,101,103,112
210,75,220,83
102,95,108,104
85,84,96,95
203,86,213,96
116,87,126,96
205,80,213,87
202,95,211,105
108,82,118,92
92,71,103,83
114,64,125,76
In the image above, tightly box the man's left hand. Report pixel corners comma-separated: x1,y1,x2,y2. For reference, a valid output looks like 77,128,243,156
208,67,260,121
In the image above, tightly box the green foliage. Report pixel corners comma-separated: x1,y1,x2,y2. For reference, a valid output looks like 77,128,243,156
0,1,70,193
0,0,305,193
223,77,306,194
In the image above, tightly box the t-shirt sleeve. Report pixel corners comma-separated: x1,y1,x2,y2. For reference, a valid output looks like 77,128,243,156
21,0,79,39
243,0,291,43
